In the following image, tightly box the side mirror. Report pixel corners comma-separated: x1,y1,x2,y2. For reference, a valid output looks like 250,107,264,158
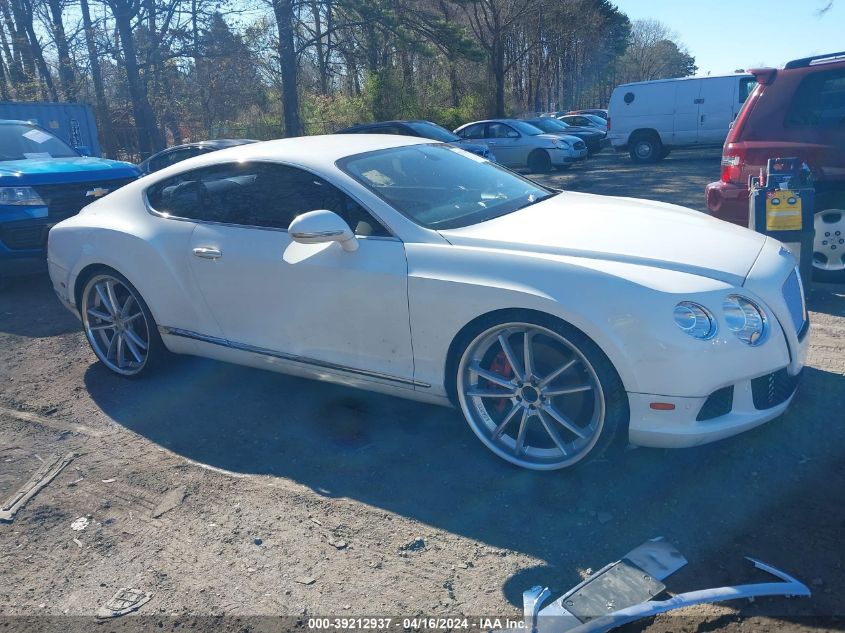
76,145,92,156
289,209,358,252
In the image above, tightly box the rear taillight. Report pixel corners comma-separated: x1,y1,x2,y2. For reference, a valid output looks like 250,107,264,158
606,117,611,132
720,146,746,184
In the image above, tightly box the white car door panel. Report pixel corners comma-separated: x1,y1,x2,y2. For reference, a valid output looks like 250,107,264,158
698,76,738,145
187,225,414,380
673,80,700,145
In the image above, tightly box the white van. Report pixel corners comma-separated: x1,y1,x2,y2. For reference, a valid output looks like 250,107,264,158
608,74,755,162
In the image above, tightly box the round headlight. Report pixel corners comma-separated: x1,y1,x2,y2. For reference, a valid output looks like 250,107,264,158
723,295,767,345
555,138,571,149
673,302,716,340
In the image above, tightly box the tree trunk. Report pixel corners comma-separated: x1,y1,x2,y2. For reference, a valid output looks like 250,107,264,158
109,0,161,157
46,0,75,100
12,0,58,99
79,0,116,157
272,0,301,137
311,0,327,94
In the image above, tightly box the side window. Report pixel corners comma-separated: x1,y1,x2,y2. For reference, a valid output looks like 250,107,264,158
146,162,390,236
786,68,845,128
739,77,755,103
458,123,487,139
488,122,517,138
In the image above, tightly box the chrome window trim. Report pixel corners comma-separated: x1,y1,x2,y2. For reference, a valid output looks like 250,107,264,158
142,160,399,240
160,326,429,388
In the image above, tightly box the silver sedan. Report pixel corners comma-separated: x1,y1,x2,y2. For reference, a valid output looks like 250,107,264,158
453,119,587,173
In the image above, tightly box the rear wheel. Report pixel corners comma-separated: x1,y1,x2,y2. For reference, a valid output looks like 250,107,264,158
629,133,663,163
527,150,552,174
813,209,845,282
80,271,165,377
455,314,628,470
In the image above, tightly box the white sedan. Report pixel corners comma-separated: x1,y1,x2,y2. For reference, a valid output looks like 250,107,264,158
47,135,809,470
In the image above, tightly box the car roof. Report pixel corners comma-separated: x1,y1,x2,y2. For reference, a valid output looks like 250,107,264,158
150,134,434,174
0,119,39,125
164,139,257,151
614,74,753,89
340,120,439,131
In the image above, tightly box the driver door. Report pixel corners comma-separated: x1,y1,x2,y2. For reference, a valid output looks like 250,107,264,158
150,161,415,384
485,122,524,166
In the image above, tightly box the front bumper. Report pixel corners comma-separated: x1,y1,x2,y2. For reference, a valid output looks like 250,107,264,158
549,148,588,165
705,180,749,226
628,366,803,448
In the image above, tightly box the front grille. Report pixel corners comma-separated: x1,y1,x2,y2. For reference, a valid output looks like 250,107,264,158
574,140,586,150
32,177,136,221
697,385,734,421
751,368,801,410
0,224,48,249
782,268,808,336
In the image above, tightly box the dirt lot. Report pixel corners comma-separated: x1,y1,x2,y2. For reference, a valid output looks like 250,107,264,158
1,149,844,632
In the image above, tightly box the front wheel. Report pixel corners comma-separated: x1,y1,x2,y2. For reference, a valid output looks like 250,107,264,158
813,209,845,282
80,270,165,377
629,134,663,163
527,150,552,174
455,315,628,470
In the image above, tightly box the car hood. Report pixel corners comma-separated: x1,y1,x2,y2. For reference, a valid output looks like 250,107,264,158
0,156,139,185
438,191,767,284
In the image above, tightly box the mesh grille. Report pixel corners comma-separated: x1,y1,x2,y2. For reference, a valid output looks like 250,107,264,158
0,224,48,250
751,368,801,410
32,177,136,221
696,385,734,421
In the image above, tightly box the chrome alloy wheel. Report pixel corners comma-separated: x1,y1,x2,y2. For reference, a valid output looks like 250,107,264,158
813,209,845,272
81,274,151,376
457,322,605,470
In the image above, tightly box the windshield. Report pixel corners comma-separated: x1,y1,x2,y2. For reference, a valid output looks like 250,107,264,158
528,118,569,132
405,121,460,142
0,123,79,161
339,144,553,230
509,120,544,136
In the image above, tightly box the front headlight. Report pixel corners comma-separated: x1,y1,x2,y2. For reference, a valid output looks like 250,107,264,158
554,138,571,149
673,301,717,340
0,186,45,206
723,295,767,346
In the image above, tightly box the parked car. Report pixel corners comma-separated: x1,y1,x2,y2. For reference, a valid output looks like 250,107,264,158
48,135,808,470
567,108,608,121
337,120,495,162
608,74,754,162
139,139,258,174
0,119,138,282
706,52,845,282
558,114,607,132
523,117,606,155
454,119,586,172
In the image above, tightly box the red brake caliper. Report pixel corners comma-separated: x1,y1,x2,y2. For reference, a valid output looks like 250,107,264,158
488,350,514,413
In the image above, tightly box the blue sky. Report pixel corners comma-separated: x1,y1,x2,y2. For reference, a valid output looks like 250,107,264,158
613,0,843,75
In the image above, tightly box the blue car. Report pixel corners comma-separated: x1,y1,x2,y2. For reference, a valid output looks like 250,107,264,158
0,120,139,281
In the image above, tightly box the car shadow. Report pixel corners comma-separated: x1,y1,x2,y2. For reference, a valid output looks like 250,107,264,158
807,281,845,317
84,353,845,619
0,275,79,337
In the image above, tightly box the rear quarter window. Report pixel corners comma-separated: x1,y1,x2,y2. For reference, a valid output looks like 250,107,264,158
785,67,845,128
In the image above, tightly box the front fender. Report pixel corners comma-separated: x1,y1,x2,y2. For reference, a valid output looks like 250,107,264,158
406,243,792,399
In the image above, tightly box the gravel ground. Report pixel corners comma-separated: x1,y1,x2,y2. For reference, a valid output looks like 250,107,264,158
0,148,843,632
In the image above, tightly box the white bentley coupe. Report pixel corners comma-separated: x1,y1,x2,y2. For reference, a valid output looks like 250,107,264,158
47,135,809,470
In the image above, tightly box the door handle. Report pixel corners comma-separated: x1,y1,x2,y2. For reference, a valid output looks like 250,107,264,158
193,246,222,260
700,114,705,123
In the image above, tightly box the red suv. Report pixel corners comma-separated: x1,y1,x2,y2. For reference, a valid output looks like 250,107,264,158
706,51,845,281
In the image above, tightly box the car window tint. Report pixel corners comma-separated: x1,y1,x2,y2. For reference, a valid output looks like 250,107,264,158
786,67,845,128
146,162,390,236
459,123,487,139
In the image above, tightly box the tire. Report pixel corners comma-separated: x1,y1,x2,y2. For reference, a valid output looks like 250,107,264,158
812,208,845,283
527,149,552,174
628,133,663,163
79,269,166,378
453,311,628,470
